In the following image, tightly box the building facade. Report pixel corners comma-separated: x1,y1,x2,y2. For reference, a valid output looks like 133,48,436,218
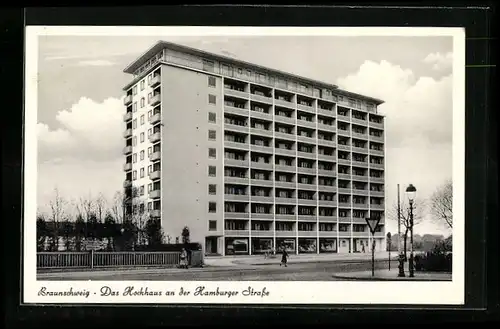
122,41,386,256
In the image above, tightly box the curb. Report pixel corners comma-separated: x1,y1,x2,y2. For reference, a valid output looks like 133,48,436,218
331,272,452,281
234,258,394,266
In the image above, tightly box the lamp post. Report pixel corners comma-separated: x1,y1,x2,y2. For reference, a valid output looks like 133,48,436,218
405,184,417,278
397,184,405,277
365,216,381,277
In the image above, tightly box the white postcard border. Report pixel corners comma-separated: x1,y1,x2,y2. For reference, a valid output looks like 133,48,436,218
23,26,466,305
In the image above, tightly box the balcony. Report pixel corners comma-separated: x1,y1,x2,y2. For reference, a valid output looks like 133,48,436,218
352,174,369,182
318,215,337,223
224,158,249,168
149,170,161,181
251,161,273,171
317,185,336,193
317,122,335,132
225,105,249,117
370,134,384,142
225,194,250,202
352,203,369,209
250,144,273,154
337,173,351,180
298,231,317,237
298,215,317,222
123,162,132,172
370,162,385,170
337,187,351,194
351,160,368,168
251,230,274,237
250,93,272,104
149,75,161,87
225,141,248,151
275,197,296,204
225,230,250,237
370,204,385,210
123,128,132,138
149,189,161,199
224,123,248,134
123,180,132,188
224,212,250,220
318,199,337,207
275,115,295,125
250,178,273,187
150,209,161,218
317,169,335,177
317,139,336,148
318,108,335,118
337,129,350,137
337,114,350,122
123,95,132,105
297,103,315,114
251,110,272,121
370,176,384,183
274,98,295,109
275,147,295,157
338,202,351,208
250,195,274,203
250,127,273,138
274,164,296,173
296,119,316,129
297,198,317,206
337,158,351,166
297,151,316,160
370,149,384,156
338,217,352,224
370,190,385,197
275,214,296,221
369,120,384,129
149,151,161,162
122,145,132,155
297,135,315,144
275,180,296,189
149,132,161,143
224,176,249,185
274,131,295,141
319,231,337,237
276,231,296,237
149,113,161,125
337,144,350,151
297,166,316,175
123,112,132,122
351,118,368,126
352,189,369,196
251,213,274,220
352,217,368,224
297,183,316,191
352,132,368,140
149,94,161,106
225,88,249,99
352,146,369,154
317,154,336,162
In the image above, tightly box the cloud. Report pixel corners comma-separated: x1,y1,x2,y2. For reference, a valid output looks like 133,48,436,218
422,52,453,71
37,97,124,163
76,59,117,66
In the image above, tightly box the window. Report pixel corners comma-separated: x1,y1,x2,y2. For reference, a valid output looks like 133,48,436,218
133,102,137,112
147,74,152,85
132,170,137,180
140,132,145,143
148,128,152,136
140,80,145,90
202,59,215,72
208,130,216,140
139,185,145,196
140,168,145,178
133,86,137,95
140,115,145,125
148,202,152,210
208,94,217,105
132,153,137,163
208,165,216,177
208,148,216,159
148,183,152,192
208,76,216,87
147,92,152,103
208,184,217,195
237,68,243,75
208,202,217,213
209,220,217,231
132,136,137,146
208,112,216,123
148,165,152,174
148,147,152,155
148,110,152,118
140,97,145,108
140,150,144,160
133,119,137,129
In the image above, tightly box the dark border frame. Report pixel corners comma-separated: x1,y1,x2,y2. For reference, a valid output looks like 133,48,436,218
2,4,497,326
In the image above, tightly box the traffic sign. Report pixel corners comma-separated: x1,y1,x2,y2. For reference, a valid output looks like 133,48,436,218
365,217,381,235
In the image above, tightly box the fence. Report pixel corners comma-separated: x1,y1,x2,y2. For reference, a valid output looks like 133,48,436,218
37,251,204,269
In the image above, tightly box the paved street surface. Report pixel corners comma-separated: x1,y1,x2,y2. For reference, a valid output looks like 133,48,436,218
331,269,452,281
38,258,399,281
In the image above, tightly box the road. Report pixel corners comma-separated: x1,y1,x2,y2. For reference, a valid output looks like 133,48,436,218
38,259,398,281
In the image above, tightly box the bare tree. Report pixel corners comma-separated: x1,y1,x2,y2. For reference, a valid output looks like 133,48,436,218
48,188,67,251
111,191,126,224
388,198,427,260
430,179,453,229
77,193,95,223
94,193,107,223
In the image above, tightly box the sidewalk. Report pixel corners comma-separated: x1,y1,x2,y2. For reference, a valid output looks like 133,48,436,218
205,252,392,267
331,269,452,281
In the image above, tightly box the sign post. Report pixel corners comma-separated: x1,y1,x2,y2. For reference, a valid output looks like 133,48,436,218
365,217,381,277
386,232,392,271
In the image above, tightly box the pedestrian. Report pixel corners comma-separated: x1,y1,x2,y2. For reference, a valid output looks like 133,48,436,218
280,247,289,267
179,248,188,269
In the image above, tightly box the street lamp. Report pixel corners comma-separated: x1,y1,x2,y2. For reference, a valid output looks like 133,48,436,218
405,183,417,277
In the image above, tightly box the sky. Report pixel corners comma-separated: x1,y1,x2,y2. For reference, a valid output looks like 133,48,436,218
35,33,454,236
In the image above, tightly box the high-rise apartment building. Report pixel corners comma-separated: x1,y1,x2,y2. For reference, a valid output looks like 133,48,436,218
122,41,386,256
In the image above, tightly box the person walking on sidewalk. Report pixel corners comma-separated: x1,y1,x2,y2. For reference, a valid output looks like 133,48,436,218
179,248,188,269
280,248,289,267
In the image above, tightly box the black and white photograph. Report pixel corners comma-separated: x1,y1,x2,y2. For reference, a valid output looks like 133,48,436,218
24,26,465,304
